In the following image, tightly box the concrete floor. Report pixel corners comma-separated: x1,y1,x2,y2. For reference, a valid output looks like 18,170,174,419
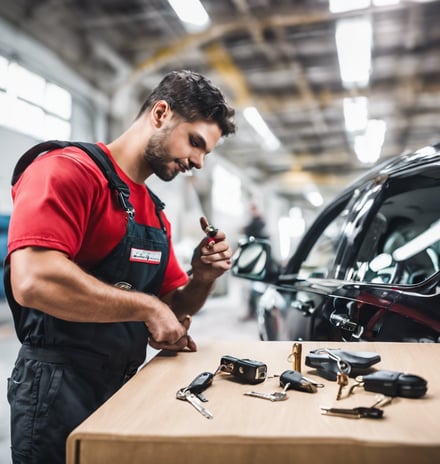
0,276,258,463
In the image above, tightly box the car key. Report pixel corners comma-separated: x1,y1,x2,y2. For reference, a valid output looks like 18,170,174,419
176,389,214,419
176,371,215,418
183,371,214,402
244,385,289,402
186,372,214,395
321,406,384,419
204,223,218,247
279,370,320,393
356,370,427,398
218,355,267,384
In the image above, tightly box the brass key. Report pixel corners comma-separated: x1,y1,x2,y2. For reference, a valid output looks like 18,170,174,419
336,372,349,400
321,406,384,419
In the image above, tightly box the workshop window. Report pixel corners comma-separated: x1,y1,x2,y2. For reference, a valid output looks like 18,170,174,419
0,55,71,139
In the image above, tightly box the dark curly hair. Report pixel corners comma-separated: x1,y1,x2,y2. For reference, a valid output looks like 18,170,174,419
136,70,236,136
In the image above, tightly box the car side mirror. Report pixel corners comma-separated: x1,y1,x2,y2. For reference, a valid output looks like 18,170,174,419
231,239,277,281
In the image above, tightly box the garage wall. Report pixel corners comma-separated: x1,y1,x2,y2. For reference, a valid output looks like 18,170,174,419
0,17,109,214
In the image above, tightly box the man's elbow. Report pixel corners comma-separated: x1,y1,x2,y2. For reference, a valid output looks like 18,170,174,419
11,274,40,308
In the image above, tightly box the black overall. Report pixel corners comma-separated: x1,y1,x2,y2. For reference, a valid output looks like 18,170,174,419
5,141,169,464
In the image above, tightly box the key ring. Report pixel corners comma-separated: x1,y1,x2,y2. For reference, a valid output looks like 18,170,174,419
315,348,352,375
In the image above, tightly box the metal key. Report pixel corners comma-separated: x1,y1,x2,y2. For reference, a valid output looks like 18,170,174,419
244,391,288,401
336,372,349,400
320,406,384,419
279,370,322,393
244,383,290,402
176,388,214,419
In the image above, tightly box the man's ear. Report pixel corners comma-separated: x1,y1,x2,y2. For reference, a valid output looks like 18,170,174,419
151,100,170,127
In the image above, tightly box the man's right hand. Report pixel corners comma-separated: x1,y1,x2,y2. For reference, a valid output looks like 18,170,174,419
147,313,197,352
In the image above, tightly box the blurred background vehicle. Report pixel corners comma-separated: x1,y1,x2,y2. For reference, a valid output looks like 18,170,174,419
232,143,440,343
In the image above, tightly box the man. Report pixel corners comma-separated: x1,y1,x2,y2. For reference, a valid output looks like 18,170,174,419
5,70,236,463
243,202,268,240
240,202,269,321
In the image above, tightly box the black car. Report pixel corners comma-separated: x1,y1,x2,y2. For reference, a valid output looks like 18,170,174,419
232,143,440,343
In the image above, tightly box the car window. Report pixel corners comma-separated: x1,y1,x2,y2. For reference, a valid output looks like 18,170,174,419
296,209,348,279
349,181,440,285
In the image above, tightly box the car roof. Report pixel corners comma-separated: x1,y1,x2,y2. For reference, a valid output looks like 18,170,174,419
335,142,440,200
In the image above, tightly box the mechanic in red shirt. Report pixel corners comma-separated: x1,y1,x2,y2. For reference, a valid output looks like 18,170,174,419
5,70,236,464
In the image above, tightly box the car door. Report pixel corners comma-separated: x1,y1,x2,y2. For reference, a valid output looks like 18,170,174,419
277,159,440,342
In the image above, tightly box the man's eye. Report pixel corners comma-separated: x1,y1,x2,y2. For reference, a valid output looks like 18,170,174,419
189,136,199,148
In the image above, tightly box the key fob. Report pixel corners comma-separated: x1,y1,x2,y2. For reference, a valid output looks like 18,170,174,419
220,355,267,384
186,372,214,394
280,370,317,393
362,370,427,398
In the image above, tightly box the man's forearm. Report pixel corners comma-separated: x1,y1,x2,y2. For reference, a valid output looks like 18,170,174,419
170,276,215,319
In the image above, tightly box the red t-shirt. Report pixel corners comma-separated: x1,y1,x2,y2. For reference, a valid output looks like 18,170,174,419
8,143,189,296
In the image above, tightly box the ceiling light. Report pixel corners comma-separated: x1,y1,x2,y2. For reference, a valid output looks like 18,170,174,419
329,0,400,12
354,119,386,163
168,0,210,33
329,0,370,13
343,97,368,132
336,18,372,88
373,0,400,5
305,190,324,208
243,106,281,151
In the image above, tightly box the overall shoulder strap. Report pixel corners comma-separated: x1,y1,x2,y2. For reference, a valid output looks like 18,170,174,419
12,140,134,214
11,140,71,185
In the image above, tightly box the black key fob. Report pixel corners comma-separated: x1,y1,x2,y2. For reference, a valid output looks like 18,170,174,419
362,370,427,398
186,372,214,394
220,355,267,384
280,370,317,393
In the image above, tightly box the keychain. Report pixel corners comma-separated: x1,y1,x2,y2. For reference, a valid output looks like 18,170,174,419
349,370,428,398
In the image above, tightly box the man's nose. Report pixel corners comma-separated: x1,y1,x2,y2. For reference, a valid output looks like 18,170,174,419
189,151,204,169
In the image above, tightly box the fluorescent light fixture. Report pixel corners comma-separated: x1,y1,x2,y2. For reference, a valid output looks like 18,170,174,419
393,220,440,262
330,0,370,13
373,0,400,5
336,18,372,88
330,0,399,12
168,0,210,32
354,119,386,163
243,106,281,151
343,97,368,132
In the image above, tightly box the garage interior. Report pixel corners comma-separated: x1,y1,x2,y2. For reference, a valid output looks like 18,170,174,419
0,2,440,462
1,0,439,204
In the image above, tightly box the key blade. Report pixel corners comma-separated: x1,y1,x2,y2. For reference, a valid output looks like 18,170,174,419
186,392,214,419
244,391,277,401
320,407,361,419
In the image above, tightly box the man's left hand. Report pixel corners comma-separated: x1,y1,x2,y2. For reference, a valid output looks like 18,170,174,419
190,216,233,282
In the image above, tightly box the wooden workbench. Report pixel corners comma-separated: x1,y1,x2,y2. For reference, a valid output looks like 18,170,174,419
67,341,440,464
